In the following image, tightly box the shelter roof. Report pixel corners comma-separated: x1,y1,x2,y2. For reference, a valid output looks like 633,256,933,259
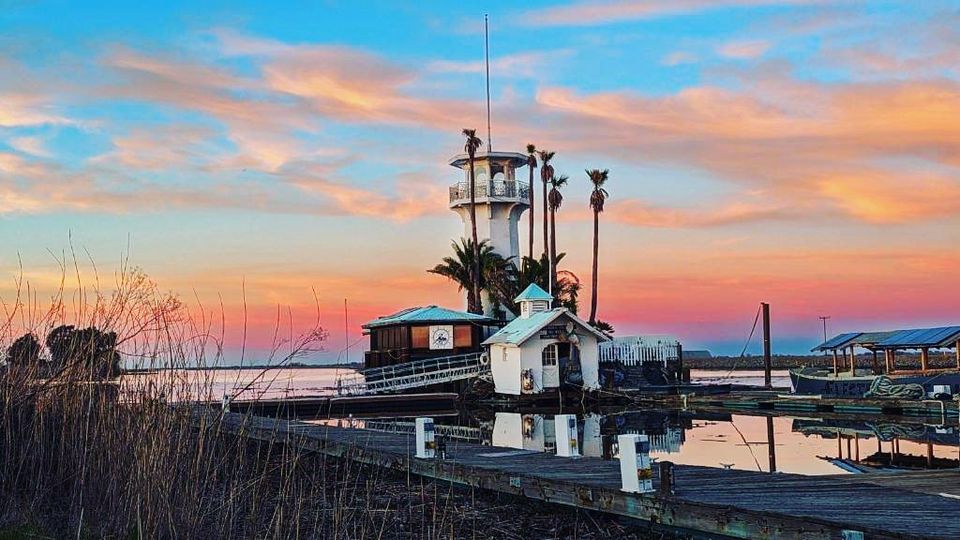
362,306,494,329
876,326,960,349
812,326,960,351
811,332,861,352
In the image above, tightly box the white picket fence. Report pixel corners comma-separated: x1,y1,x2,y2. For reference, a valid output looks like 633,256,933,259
599,335,680,367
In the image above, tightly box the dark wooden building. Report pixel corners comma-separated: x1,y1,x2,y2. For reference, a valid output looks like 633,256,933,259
362,306,501,369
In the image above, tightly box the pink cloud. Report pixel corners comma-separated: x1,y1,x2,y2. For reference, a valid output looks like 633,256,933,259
519,0,827,27
717,40,771,59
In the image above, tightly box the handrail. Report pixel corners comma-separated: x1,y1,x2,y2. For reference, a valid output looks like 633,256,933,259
334,352,486,396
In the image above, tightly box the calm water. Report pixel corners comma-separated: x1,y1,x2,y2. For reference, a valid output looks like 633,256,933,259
691,368,791,388
121,367,349,401
123,367,786,400
126,366,958,475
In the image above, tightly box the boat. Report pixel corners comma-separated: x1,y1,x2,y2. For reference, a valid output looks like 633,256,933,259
789,367,960,398
798,325,960,398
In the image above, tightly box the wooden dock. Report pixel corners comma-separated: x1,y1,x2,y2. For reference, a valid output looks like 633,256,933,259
686,391,959,419
215,411,960,539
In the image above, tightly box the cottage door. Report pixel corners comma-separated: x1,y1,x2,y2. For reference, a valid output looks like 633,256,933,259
542,344,560,388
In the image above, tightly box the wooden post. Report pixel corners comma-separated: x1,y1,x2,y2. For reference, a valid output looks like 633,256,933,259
921,347,929,372
854,434,860,461
890,349,897,374
956,340,960,369
832,350,839,376
766,416,777,473
927,442,934,468
871,350,879,374
761,303,771,388
848,346,856,375
658,461,675,496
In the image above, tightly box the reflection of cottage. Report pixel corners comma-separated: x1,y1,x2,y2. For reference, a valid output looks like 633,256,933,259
483,284,608,395
362,306,500,369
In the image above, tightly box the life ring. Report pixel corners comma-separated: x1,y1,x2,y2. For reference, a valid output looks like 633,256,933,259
479,353,490,366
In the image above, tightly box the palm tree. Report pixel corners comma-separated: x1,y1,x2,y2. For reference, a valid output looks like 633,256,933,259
547,173,568,300
586,169,609,324
428,238,508,314
536,150,555,259
525,144,537,263
462,128,484,314
485,252,581,315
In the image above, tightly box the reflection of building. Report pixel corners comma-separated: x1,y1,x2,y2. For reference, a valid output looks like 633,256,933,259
484,284,608,395
492,412,555,453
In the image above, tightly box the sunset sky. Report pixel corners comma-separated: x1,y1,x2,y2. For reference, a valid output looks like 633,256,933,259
1,1,958,361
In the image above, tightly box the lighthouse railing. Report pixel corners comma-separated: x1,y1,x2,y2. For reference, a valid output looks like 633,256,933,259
449,180,529,204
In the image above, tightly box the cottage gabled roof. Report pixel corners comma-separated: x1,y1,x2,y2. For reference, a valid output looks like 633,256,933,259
514,283,553,303
482,308,609,346
362,306,494,329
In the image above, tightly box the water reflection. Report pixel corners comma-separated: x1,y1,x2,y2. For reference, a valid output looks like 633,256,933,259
359,408,960,476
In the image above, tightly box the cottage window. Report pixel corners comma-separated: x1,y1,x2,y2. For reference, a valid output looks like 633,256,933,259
454,325,472,347
411,326,429,348
542,345,557,366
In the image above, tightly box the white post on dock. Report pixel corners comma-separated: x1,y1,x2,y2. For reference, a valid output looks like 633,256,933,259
415,417,436,459
221,393,231,413
554,414,580,457
619,434,653,493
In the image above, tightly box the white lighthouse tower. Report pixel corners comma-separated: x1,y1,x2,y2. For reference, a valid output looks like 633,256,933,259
448,150,531,318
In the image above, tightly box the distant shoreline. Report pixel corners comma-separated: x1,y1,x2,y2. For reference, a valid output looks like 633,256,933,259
686,353,957,371
124,363,362,373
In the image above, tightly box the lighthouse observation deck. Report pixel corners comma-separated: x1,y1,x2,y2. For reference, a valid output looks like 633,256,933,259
449,179,530,207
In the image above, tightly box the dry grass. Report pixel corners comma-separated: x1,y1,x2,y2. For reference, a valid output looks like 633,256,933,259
0,260,668,539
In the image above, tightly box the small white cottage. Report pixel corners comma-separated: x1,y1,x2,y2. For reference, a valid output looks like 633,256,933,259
483,284,609,395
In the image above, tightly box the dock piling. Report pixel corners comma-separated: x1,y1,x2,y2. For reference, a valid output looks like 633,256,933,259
762,302,772,388
618,434,653,494
555,414,580,457
415,417,435,459
658,461,675,496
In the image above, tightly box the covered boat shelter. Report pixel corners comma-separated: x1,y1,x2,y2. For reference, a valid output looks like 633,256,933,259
813,326,960,376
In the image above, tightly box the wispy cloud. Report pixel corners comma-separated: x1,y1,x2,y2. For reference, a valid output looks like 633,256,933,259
518,0,826,27
717,40,770,59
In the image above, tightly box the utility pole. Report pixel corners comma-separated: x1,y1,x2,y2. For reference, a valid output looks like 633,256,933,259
818,315,830,345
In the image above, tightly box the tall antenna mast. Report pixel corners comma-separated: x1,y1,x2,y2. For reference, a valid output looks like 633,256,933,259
484,14,492,151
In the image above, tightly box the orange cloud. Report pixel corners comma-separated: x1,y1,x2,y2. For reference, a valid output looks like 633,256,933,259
535,78,960,224
607,199,796,228
817,171,960,223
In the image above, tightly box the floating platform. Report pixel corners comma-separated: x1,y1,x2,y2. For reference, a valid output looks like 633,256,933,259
213,411,960,539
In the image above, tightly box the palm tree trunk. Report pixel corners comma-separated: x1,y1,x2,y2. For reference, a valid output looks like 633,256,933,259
589,209,599,324
527,166,534,262
541,180,548,258
549,206,557,304
468,157,481,314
